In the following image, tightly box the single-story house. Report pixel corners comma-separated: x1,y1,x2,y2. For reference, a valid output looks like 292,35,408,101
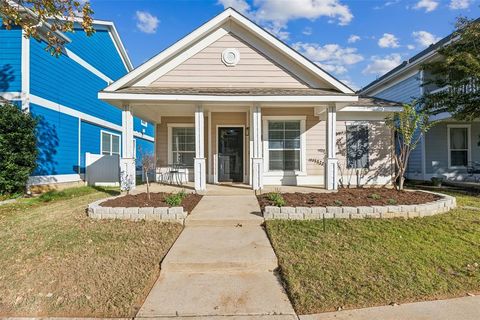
99,8,402,192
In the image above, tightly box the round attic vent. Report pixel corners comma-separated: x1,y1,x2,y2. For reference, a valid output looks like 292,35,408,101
221,48,240,66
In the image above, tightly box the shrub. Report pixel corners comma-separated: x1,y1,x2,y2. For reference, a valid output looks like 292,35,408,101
369,193,381,200
387,198,397,205
267,192,286,207
165,190,188,207
334,200,343,206
0,103,38,195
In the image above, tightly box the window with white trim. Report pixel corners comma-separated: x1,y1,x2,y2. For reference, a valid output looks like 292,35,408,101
171,127,195,167
346,124,369,169
101,131,120,156
267,120,301,171
449,126,469,167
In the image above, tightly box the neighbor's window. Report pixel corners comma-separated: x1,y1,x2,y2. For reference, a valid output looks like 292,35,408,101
101,131,120,156
449,126,469,167
268,120,301,171
346,124,369,169
172,127,195,167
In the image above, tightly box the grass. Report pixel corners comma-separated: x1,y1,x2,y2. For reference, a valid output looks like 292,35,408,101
0,186,183,317
265,190,480,315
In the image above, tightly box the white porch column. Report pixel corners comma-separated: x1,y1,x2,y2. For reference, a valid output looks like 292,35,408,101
120,105,136,191
324,105,338,190
250,105,263,190
194,105,206,191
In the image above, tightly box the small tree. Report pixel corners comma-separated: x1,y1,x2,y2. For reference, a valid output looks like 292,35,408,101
386,103,433,190
140,148,155,200
0,102,38,195
0,0,94,55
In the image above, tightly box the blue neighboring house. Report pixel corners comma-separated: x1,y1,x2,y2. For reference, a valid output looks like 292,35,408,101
360,30,480,182
0,18,155,186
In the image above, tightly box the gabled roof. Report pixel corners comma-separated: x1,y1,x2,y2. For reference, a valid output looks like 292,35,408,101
103,8,354,94
70,18,133,71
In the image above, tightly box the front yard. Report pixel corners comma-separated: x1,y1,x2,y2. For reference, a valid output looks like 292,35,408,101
266,190,480,314
0,187,182,317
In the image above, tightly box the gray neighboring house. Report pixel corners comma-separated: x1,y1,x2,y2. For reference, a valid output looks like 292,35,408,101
360,31,480,182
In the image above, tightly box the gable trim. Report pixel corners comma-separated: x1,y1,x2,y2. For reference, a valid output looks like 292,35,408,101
104,8,353,94
98,92,358,103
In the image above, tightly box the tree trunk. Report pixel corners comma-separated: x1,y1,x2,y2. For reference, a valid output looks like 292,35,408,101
145,168,150,200
399,176,405,191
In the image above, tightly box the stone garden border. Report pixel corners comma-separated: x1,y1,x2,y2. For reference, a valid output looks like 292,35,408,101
263,190,456,220
87,196,187,224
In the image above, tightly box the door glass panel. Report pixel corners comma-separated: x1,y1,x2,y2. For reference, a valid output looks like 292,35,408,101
218,127,243,182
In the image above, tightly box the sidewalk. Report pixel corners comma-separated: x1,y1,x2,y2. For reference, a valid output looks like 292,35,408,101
136,194,296,319
300,296,480,320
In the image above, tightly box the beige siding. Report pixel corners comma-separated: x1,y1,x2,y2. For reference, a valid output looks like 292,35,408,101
151,33,308,88
261,108,394,184
336,121,394,186
210,112,248,180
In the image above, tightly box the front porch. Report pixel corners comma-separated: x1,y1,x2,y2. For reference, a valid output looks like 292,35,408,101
132,181,329,196
115,101,345,193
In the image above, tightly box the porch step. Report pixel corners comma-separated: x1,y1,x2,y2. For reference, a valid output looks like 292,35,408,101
161,226,278,273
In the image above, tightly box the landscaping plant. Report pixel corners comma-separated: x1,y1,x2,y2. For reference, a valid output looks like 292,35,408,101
0,103,38,195
139,148,155,200
386,103,433,190
267,191,286,207
165,190,188,207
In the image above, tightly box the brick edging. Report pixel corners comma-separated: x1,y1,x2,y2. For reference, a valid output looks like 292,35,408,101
87,195,187,224
263,191,456,220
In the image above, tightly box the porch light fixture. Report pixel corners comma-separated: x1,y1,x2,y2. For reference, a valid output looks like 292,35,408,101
222,48,240,66
246,127,249,136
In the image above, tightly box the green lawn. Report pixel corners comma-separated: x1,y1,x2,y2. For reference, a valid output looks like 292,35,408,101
266,190,480,315
0,186,183,317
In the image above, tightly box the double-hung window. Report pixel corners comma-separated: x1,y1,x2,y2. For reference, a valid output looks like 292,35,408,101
171,127,195,168
101,131,120,156
267,120,301,171
448,126,470,168
346,124,369,169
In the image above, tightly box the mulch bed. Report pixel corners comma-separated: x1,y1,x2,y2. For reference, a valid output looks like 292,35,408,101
257,188,441,210
100,192,202,213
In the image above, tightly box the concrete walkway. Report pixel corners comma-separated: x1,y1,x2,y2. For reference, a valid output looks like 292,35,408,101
300,296,480,320
136,194,296,319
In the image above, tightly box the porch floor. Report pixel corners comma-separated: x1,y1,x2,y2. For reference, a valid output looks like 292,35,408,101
132,182,331,196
